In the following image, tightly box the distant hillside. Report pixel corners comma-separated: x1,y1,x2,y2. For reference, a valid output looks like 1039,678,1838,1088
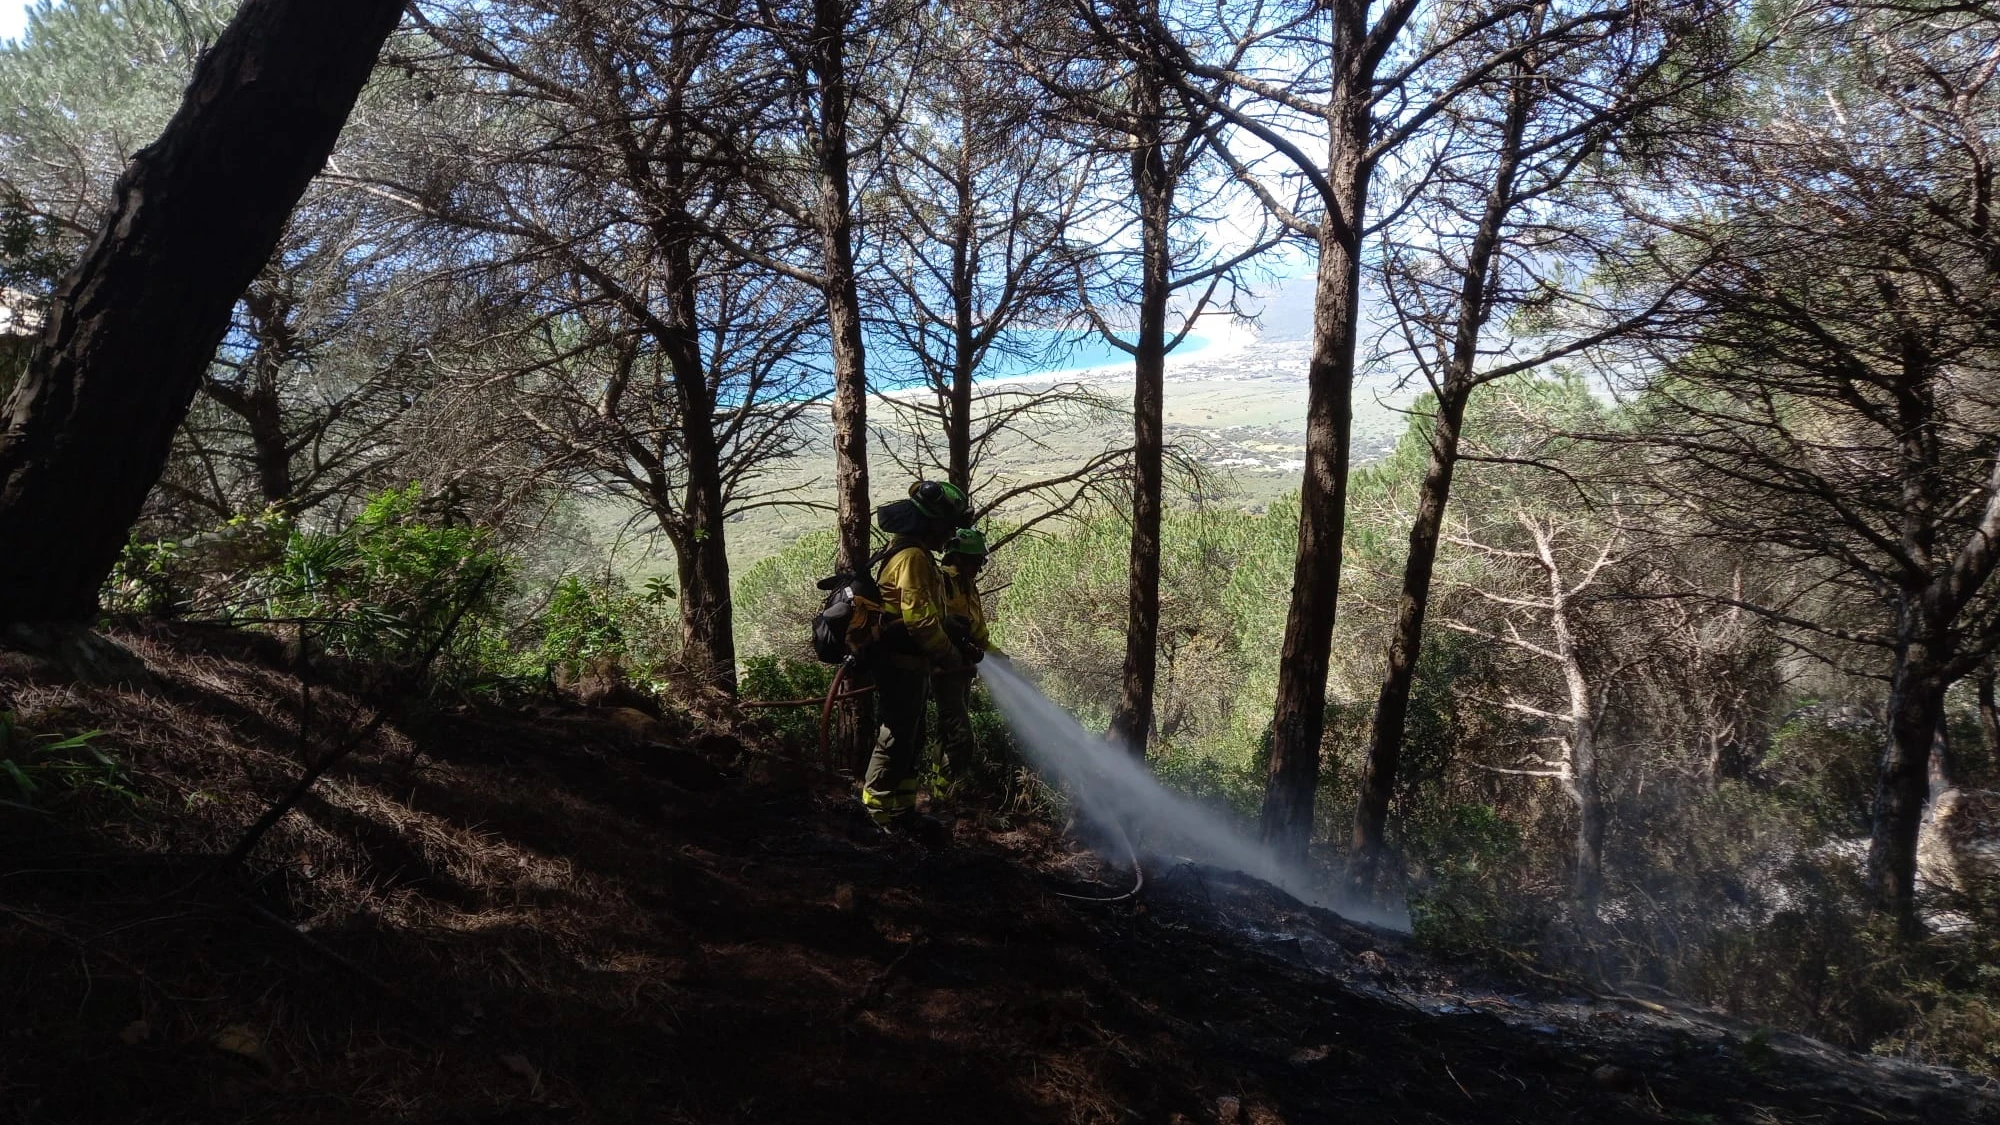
594,316,1424,580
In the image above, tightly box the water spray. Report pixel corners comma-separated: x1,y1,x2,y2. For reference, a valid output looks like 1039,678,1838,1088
978,657,1408,931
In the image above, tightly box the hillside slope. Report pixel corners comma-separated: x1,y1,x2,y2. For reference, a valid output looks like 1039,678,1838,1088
1,624,1992,1124
597,320,1424,577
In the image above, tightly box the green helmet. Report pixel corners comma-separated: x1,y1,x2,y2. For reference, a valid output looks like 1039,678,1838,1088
944,526,988,558
908,480,970,520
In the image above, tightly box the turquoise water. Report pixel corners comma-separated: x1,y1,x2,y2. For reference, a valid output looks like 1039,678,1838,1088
796,328,1212,393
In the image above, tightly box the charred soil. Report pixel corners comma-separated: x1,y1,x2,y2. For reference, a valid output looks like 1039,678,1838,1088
0,623,1992,1124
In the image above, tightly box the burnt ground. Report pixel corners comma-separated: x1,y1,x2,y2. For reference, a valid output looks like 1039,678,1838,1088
1,623,1994,1125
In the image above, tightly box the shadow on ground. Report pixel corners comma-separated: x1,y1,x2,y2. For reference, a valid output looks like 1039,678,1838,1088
1,622,1993,1124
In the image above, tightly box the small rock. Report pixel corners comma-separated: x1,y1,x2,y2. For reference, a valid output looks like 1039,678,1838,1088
747,756,811,790
1216,1095,1242,1124
605,706,668,740
1355,950,1389,974
1590,1063,1639,1092
832,883,859,914
643,747,729,790
118,1019,150,1046
695,731,744,758
212,1024,270,1071
500,1052,539,1082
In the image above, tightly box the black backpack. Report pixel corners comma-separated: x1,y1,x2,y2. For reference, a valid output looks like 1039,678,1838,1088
810,546,895,664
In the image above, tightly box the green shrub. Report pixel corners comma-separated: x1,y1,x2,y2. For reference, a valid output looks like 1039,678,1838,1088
734,530,840,662
740,654,836,745
102,507,291,617
0,712,135,810
1761,715,1878,839
264,484,512,685
536,573,679,691
1408,803,1540,956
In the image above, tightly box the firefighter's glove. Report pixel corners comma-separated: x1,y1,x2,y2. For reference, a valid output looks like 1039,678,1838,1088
946,621,984,666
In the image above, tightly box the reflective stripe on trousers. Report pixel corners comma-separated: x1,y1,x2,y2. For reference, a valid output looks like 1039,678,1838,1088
861,659,930,826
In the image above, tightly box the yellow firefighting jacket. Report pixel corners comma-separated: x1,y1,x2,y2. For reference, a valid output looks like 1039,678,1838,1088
875,540,960,668
942,564,991,653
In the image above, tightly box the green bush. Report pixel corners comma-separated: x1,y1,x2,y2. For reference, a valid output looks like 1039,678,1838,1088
740,654,837,745
264,484,512,685
1408,803,1540,956
102,507,291,617
733,529,840,662
536,573,679,691
1761,715,1878,839
0,712,134,811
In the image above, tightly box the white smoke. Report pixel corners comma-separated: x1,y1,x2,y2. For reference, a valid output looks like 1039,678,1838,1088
978,657,1409,931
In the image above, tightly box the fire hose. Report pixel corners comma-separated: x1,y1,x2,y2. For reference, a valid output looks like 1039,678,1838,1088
744,659,1142,901
816,659,873,765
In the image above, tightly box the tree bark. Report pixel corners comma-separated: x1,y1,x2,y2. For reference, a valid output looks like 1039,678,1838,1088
1929,712,1958,796
672,506,736,693
232,277,304,513
1572,741,1607,910
1349,385,1469,883
813,0,872,579
660,230,737,695
1869,616,1948,936
1978,662,1999,763
946,129,976,496
1107,79,1171,761
1552,578,1605,910
0,0,405,622
673,392,737,693
1260,56,1369,861
1868,334,1964,934
245,386,294,512
1349,60,1533,892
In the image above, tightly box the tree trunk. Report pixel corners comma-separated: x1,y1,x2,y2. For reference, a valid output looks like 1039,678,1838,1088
0,0,405,623
672,506,735,693
1349,383,1469,885
1868,332,1956,935
1542,525,1605,910
1929,712,1958,796
1348,63,1531,893
662,246,737,695
1260,77,1369,861
673,350,736,694
1977,662,1999,763
1571,724,1606,909
1565,673,1606,910
246,388,294,513
1107,85,1170,761
1869,626,1948,936
813,0,872,578
947,133,975,496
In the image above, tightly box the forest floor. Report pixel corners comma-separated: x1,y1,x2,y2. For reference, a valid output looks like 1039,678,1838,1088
2,622,1994,1125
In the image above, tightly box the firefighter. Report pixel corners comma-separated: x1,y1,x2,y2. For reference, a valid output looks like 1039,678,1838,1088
860,480,969,844
936,526,995,789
